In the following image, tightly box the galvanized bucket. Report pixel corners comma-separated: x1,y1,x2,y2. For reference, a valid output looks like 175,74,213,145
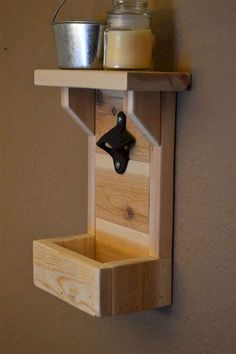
52,0,105,69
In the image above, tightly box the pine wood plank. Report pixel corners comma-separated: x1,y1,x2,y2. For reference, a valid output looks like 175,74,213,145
61,87,95,135
96,155,149,234
127,91,161,146
159,258,172,307
33,238,112,317
110,258,160,315
33,235,165,317
149,92,176,259
88,135,96,235
96,218,149,250
55,233,95,259
96,90,150,163
95,221,149,262
159,92,176,258
34,70,191,92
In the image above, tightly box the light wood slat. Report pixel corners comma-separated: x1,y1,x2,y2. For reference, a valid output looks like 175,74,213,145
61,87,95,135
158,258,172,307
96,220,149,262
127,91,161,146
33,239,112,317
96,218,149,249
127,72,191,91
111,258,160,315
95,236,147,263
96,153,149,177
149,92,176,258
103,256,156,268
55,234,95,259
96,157,149,234
149,144,161,257
34,70,191,92
88,136,96,235
158,92,176,258
96,90,150,163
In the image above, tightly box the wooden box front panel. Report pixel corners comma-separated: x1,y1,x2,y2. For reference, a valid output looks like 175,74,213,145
33,236,112,317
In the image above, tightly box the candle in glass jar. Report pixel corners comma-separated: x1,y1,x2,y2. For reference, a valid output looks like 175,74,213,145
104,29,153,69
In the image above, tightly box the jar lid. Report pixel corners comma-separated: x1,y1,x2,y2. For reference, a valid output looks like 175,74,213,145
109,0,152,16
107,13,152,30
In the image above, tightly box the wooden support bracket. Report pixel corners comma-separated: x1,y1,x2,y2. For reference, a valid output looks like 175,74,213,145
61,87,95,135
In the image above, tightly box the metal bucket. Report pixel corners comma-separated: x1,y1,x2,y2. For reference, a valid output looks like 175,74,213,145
52,0,105,69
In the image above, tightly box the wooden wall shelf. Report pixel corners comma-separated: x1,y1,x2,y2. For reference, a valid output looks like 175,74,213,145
34,70,191,92
33,69,191,317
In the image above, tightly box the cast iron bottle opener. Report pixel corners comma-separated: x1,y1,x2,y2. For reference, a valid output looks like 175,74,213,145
96,111,136,174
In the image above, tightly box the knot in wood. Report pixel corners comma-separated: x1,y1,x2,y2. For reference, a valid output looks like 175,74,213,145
112,107,117,116
124,207,134,221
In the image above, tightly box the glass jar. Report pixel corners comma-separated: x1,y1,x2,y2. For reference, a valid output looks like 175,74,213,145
104,0,154,70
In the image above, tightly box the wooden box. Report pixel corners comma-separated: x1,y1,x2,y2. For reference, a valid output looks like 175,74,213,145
34,234,170,317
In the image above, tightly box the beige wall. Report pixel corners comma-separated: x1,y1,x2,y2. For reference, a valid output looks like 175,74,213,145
0,1,235,353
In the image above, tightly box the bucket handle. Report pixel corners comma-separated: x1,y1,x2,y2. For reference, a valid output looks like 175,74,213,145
52,0,68,23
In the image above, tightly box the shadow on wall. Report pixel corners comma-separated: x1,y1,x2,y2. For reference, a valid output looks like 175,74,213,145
151,0,191,72
152,6,176,71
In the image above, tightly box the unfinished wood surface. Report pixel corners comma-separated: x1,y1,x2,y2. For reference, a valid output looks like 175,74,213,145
127,91,161,146
96,218,149,249
55,233,95,258
158,92,176,258
96,154,149,234
110,258,159,315
33,237,112,317
88,135,96,235
33,235,162,317
33,64,184,315
35,69,191,91
96,90,150,163
95,221,149,263
149,92,176,258
61,87,95,135
158,258,172,307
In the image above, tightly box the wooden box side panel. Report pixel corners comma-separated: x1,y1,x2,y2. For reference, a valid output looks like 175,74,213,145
112,259,171,315
33,240,112,317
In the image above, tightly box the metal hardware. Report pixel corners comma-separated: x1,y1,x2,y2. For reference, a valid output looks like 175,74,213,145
52,0,105,69
96,112,136,174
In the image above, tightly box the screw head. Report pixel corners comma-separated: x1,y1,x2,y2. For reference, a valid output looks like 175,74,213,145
112,107,117,116
115,161,121,169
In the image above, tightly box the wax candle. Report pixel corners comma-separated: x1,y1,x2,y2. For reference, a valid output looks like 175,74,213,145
104,1,154,70
105,29,153,69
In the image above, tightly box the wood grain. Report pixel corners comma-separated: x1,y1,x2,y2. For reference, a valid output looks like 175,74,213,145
61,87,95,135
127,91,161,146
96,155,149,234
96,218,149,250
158,258,172,307
96,90,150,163
95,222,149,263
149,92,176,258
55,234,95,259
33,235,164,317
33,69,181,315
110,258,160,315
35,69,191,91
88,135,96,235
33,238,112,317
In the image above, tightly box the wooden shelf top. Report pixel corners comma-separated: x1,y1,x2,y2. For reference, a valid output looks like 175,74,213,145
34,69,191,92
